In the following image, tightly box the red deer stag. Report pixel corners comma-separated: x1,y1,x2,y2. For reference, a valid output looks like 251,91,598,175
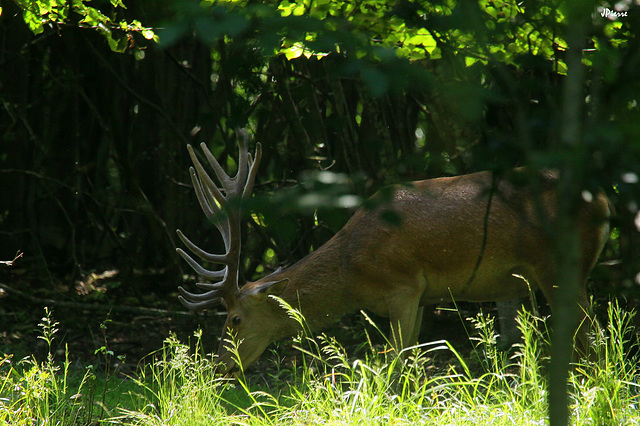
177,131,611,374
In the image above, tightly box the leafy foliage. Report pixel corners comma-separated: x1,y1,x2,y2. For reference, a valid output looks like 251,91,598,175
12,0,156,53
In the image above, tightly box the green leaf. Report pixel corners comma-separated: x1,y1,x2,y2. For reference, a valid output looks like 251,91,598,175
107,34,129,53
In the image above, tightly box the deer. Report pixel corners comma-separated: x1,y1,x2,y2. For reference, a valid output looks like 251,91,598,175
176,130,612,374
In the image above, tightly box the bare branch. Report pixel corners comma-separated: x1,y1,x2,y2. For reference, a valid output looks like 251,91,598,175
0,251,23,267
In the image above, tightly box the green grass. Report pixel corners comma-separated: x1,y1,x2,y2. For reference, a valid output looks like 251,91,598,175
1,302,639,425
0,308,138,425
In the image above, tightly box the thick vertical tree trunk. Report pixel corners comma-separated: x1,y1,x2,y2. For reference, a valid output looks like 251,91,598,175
548,4,589,424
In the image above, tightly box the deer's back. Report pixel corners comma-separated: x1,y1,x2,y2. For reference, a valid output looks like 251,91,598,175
336,169,609,308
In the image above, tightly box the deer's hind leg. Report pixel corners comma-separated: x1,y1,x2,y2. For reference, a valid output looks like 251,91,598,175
497,298,524,350
532,266,594,358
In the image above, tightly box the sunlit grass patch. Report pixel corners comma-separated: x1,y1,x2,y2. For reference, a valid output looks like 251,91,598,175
2,302,639,425
571,301,640,424
0,308,138,425
114,300,639,425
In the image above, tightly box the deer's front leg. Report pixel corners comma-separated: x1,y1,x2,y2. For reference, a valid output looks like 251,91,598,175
388,295,423,355
409,306,424,346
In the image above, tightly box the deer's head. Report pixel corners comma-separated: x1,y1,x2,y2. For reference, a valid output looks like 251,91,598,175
176,131,295,373
213,278,291,373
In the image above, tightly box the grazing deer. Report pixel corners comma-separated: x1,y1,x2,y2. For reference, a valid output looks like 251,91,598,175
177,131,611,374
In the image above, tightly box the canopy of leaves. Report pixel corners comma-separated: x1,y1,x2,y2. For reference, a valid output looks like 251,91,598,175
12,0,156,53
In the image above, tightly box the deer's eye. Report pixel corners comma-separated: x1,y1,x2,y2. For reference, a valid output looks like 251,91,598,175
232,316,242,326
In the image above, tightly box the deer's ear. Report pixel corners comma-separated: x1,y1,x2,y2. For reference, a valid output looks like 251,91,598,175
248,278,289,299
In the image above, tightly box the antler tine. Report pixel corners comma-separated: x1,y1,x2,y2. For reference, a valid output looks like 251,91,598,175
178,285,222,302
177,229,229,265
235,129,250,192
176,246,226,280
177,130,262,311
187,160,232,250
244,142,262,198
178,292,223,311
186,147,226,224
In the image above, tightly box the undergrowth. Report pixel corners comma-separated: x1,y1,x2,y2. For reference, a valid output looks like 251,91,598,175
1,301,639,425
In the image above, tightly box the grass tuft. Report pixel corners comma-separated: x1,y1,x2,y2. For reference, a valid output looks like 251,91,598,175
0,307,127,425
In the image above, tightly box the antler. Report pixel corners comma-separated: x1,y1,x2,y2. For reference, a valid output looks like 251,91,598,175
176,129,262,310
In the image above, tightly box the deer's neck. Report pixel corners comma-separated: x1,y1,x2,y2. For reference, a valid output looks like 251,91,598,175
277,234,353,332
